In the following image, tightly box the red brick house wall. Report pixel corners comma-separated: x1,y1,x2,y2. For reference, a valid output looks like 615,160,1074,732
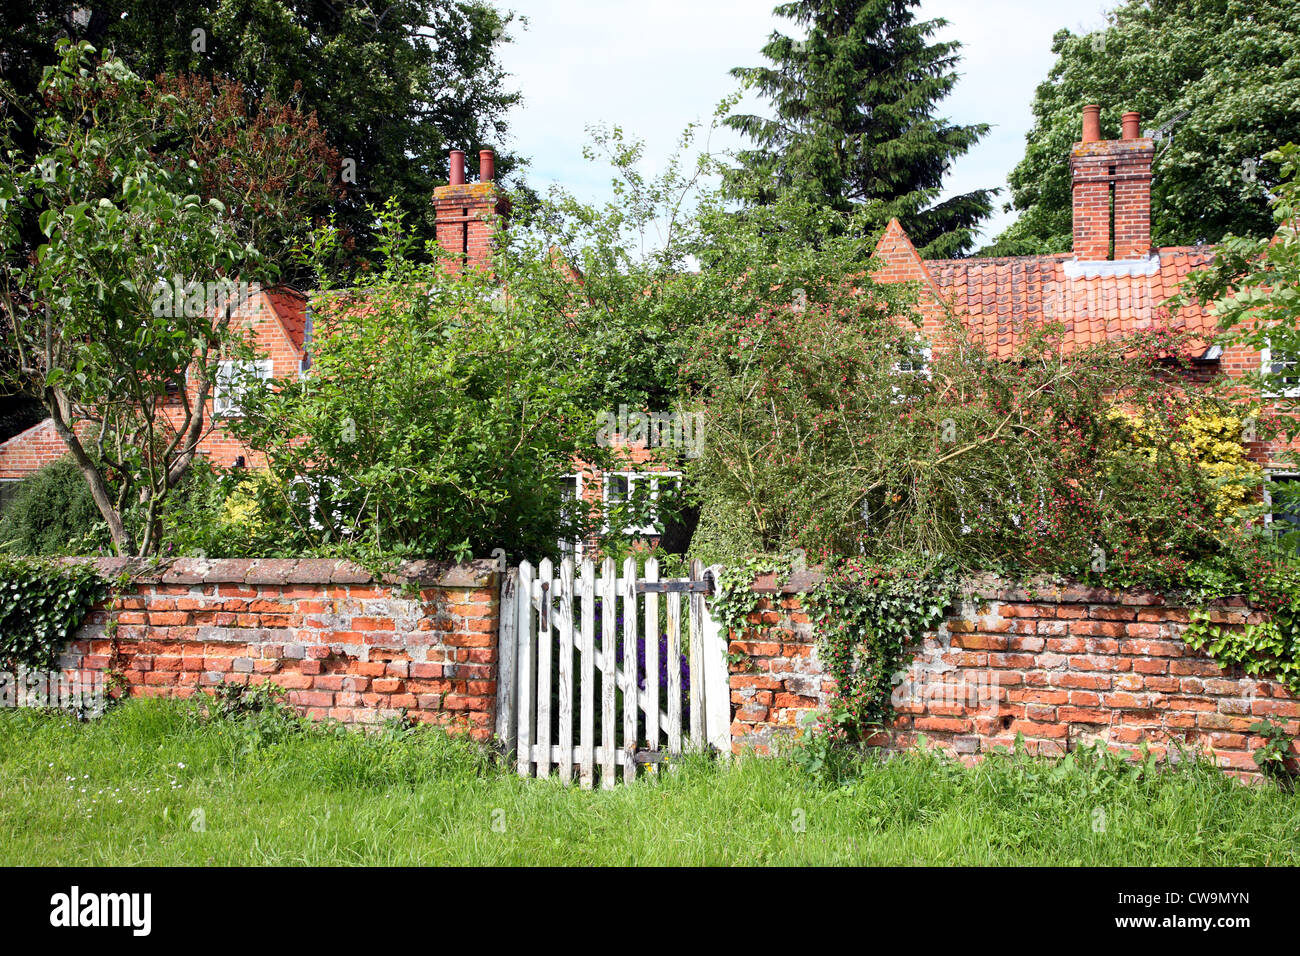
0,419,86,481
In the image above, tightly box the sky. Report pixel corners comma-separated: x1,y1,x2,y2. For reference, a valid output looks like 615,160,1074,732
495,0,1120,245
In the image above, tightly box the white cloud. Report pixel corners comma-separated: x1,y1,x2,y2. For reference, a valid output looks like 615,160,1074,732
497,0,1120,246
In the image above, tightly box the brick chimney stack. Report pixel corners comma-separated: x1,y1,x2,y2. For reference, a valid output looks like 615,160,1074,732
1070,106,1154,261
433,148,509,272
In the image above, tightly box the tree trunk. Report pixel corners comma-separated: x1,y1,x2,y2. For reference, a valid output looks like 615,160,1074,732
44,387,137,555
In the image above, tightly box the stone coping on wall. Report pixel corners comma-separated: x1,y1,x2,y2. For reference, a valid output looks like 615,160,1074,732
59,556,499,589
746,568,1251,608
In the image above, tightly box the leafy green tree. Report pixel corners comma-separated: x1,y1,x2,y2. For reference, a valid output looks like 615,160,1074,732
228,201,610,563
725,0,995,258
0,43,328,555
525,116,915,413
0,0,522,267
1179,142,1300,462
986,0,1300,256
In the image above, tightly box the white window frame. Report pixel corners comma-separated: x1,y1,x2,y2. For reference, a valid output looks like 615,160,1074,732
558,473,584,559
893,343,933,379
214,359,274,416
601,470,682,536
1260,343,1300,399
890,342,932,404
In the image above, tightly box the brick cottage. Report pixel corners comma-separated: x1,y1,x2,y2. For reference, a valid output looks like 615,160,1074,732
1,105,1297,521
5,106,1300,775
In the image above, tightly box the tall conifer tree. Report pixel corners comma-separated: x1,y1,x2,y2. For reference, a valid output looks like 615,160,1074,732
727,0,994,258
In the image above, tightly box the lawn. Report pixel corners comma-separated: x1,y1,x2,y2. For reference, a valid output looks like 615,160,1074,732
1,698,1297,866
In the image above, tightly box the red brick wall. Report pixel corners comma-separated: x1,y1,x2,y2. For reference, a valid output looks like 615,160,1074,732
0,420,81,480
57,558,501,740
729,574,1300,779
870,219,950,343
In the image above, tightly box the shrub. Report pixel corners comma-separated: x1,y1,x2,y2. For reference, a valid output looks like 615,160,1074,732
161,462,288,558
1113,408,1265,518
0,458,108,556
686,307,1262,588
228,201,611,563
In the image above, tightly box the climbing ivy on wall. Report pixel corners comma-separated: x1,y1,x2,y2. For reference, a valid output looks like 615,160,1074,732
0,557,105,670
1183,563,1300,696
803,558,959,733
711,553,959,735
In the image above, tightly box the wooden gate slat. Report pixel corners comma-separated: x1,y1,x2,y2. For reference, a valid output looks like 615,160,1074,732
496,567,518,755
579,558,595,789
515,561,534,778
644,558,660,756
666,590,682,760
701,565,732,760
689,559,705,751
600,557,618,789
621,556,638,783
535,558,554,779
556,558,575,784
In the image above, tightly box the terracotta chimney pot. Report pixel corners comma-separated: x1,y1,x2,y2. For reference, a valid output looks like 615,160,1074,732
1082,105,1102,143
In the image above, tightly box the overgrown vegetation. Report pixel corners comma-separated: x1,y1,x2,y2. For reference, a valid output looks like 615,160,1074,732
1162,143,1300,699
0,54,1297,781
1184,567,1300,697
802,558,959,731
686,304,1263,588
0,457,108,556
1,699,1296,865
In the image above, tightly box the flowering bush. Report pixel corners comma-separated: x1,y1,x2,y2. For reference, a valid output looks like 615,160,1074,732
686,303,1265,590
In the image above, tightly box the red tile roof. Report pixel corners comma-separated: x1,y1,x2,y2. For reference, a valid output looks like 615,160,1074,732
875,220,1221,358
264,287,308,354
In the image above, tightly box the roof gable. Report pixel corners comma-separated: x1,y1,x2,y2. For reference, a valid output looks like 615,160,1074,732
261,287,307,355
871,218,944,304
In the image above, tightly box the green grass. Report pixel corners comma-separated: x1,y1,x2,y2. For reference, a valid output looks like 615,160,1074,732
1,698,1297,865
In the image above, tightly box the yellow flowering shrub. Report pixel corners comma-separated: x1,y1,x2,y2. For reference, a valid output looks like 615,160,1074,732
220,484,265,534
1112,408,1262,517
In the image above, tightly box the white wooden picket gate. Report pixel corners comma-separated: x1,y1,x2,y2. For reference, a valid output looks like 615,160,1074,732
495,557,730,789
